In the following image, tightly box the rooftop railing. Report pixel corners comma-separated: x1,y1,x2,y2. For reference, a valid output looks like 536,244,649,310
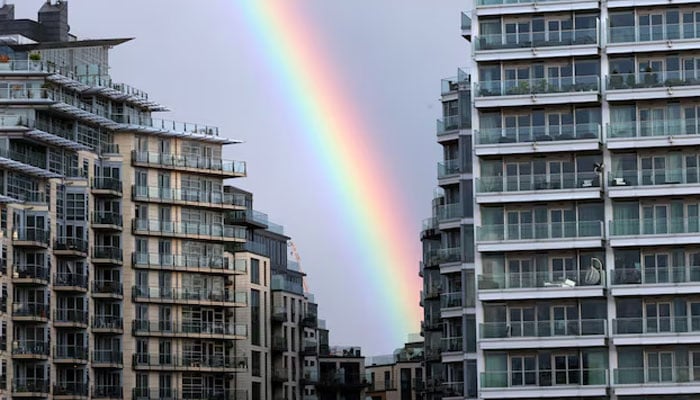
112,114,219,136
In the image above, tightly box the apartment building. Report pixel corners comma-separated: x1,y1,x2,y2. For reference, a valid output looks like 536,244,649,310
366,337,423,400
422,0,700,399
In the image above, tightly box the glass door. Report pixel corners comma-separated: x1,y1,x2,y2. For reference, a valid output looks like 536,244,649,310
510,355,537,386
507,210,533,240
639,12,665,41
554,353,580,384
643,253,670,284
645,302,672,332
509,307,536,337
647,351,674,382
642,204,669,234
508,258,533,288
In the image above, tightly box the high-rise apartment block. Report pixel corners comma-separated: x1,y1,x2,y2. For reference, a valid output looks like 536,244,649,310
422,0,700,399
0,3,359,400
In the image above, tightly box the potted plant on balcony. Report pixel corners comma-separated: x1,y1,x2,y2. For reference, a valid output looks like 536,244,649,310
0,54,9,71
28,53,41,71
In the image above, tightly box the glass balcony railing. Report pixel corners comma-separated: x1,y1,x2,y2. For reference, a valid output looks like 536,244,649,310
440,292,463,308
0,146,46,169
437,115,470,134
607,72,700,90
613,317,700,335
481,319,606,338
477,0,579,5
442,382,465,397
132,219,246,240
132,151,246,175
54,273,88,289
54,383,88,397
132,186,246,207
92,316,123,330
92,386,123,399
478,268,605,290
92,177,123,193
112,114,220,136
477,221,603,241
12,378,50,394
441,68,470,95
437,203,462,222
477,172,600,193
93,246,123,261
132,389,179,400
474,28,598,51
132,319,247,337
13,264,49,281
437,247,462,264
609,23,700,44
55,309,88,324
132,252,244,273
608,119,700,139
92,212,123,227
481,369,607,388
12,303,49,318
132,286,248,304
12,228,49,244
615,366,699,384
93,350,123,364
476,123,601,145
54,237,88,253
54,345,88,360
612,265,700,285
0,86,50,101
610,218,700,236
609,168,700,187
92,280,124,295
132,354,248,369
12,340,49,356
229,209,269,226
476,75,599,97
441,337,464,352
438,160,461,178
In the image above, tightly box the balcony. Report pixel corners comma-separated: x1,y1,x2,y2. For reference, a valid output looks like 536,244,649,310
441,337,464,353
302,313,318,328
92,246,123,264
13,264,49,284
440,292,463,309
614,365,700,396
442,382,464,398
272,336,288,352
607,119,700,150
92,212,123,230
91,177,123,196
475,0,600,16
477,172,601,204
474,76,600,108
474,27,599,61
131,150,246,178
132,219,246,242
606,73,700,102
436,203,462,225
272,368,289,383
131,388,178,400
229,209,269,229
476,221,604,252
608,24,700,54
437,114,471,137
54,383,88,398
54,273,88,291
12,228,49,247
132,354,248,372
112,114,220,137
92,280,124,298
437,159,461,182
613,317,700,346
12,303,49,321
132,252,244,274
132,185,246,210
92,350,123,367
302,340,318,356
475,123,601,156
271,306,287,323
132,319,247,339
611,265,700,296
318,372,369,389
480,369,607,398
54,237,89,256
12,340,49,358
91,316,124,333
480,319,607,349
55,309,89,327
132,286,248,306
92,386,123,399
610,218,700,247
609,168,700,198
12,378,50,396
54,345,89,363
478,269,605,301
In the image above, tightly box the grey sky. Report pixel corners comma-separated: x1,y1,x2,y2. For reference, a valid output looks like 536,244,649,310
16,0,467,355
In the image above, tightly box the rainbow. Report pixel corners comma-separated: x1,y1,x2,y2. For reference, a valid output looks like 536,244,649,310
229,1,422,343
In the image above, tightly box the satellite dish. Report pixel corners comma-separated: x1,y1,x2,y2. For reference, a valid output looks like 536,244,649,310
584,258,603,285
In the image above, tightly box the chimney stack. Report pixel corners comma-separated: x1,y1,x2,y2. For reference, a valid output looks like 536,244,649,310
38,0,69,42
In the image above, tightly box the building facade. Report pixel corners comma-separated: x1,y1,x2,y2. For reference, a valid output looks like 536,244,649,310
423,0,700,399
0,3,345,400
366,339,423,400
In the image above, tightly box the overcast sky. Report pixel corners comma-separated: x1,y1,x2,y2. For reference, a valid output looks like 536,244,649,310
16,0,468,355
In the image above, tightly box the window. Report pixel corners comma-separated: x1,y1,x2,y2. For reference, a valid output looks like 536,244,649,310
251,259,260,284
